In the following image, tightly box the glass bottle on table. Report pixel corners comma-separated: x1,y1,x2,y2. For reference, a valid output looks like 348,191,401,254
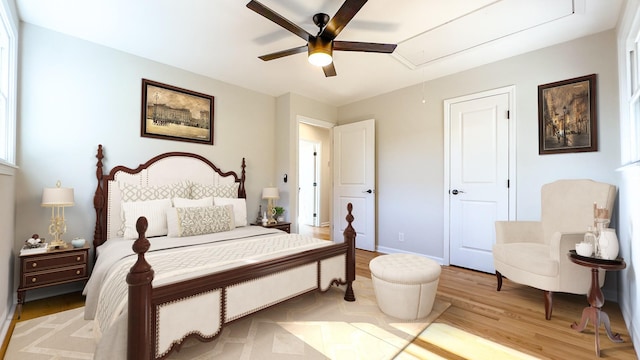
583,226,597,257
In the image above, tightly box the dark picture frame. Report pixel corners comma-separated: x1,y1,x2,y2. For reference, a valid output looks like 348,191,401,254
141,79,214,145
538,74,597,155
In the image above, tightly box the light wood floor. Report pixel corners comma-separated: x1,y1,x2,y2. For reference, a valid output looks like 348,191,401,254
2,227,636,359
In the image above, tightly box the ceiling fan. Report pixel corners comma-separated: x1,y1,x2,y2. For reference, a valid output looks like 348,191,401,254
246,0,397,77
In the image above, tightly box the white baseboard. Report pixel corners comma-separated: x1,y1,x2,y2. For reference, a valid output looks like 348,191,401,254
0,303,15,347
621,299,639,354
375,246,445,265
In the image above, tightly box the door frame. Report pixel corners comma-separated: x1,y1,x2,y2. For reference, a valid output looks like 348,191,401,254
298,138,321,227
295,115,334,234
442,86,517,266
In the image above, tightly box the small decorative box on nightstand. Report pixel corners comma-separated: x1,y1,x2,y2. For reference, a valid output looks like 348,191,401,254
253,222,291,233
16,243,89,318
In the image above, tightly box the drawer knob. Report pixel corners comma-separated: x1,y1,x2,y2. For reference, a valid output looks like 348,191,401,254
32,263,37,268
76,270,81,275
76,256,81,261
31,277,36,283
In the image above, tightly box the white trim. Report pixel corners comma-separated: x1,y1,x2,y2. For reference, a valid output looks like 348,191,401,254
442,85,517,267
376,245,444,265
295,115,335,235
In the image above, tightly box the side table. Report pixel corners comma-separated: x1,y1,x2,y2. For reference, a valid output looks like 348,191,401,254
252,222,291,233
568,250,626,357
17,244,89,319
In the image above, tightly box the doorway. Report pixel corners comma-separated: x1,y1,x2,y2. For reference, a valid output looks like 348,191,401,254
298,120,332,238
299,139,320,227
443,86,516,273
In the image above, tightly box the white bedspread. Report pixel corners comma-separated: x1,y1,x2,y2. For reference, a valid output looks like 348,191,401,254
85,226,334,336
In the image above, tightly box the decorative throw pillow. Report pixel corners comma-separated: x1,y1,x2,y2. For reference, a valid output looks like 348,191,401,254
166,205,234,237
190,182,239,199
172,196,213,208
213,197,247,227
121,198,173,239
119,181,190,202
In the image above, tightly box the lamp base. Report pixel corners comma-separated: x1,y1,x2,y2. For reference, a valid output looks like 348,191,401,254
49,239,67,250
267,218,278,225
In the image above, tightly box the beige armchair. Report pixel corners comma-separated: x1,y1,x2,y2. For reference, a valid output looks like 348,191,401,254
493,179,616,320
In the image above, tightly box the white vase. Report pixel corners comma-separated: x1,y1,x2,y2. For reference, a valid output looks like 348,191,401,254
598,228,619,260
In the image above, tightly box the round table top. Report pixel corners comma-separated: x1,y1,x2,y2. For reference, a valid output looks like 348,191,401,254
568,250,627,271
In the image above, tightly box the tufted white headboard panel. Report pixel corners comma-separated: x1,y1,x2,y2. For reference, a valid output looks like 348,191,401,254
93,145,246,250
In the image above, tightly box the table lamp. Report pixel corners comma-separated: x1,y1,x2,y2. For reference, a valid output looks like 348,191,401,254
262,187,279,225
42,180,74,249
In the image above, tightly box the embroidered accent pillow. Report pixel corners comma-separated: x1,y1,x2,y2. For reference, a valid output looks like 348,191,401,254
120,181,190,202
213,197,247,227
121,198,173,239
166,205,235,237
190,182,239,199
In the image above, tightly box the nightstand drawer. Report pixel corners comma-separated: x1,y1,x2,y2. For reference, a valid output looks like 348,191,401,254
23,252,87,273
21,265,88,289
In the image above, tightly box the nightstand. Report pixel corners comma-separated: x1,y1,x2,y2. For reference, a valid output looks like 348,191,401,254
16,244,89,318
254,222,291,233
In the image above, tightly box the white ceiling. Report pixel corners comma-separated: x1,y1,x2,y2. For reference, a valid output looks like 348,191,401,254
15,0,623,106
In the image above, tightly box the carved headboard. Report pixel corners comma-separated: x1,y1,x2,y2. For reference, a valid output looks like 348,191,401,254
93,145,246,251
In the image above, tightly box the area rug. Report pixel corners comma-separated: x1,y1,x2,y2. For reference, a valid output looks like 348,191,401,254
5,279,449,360
415,323,541,360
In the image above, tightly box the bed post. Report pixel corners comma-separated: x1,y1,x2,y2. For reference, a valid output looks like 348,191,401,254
93,144,105,257
126,217,155,360
343,203,356,302
239,157,246,198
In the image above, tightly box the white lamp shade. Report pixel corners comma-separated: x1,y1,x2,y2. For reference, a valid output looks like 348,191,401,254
42,186,74,207
262,187,280,199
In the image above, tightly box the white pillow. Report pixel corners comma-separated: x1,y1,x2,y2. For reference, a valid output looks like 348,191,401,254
213,197,247,227
121,198,173,239
172,196,213,208
166,205,235,237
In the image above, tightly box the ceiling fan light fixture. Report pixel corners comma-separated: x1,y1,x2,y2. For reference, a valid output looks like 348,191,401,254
308,37,333,67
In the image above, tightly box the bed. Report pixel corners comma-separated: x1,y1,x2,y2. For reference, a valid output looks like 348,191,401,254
87,144,357,359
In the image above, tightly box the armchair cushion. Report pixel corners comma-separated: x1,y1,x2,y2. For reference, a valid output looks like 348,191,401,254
493,243,558,277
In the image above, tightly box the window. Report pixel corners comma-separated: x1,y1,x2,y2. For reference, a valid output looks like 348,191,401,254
0,0,16,165
622,8,640,165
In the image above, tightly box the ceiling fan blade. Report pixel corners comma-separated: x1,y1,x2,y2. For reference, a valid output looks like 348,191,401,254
333,41,396,53
322,0,368,40
258,45,308,61
323,63,337,77
247,0,313,42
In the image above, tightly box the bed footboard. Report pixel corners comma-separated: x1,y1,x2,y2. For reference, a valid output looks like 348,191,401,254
126,204,357,360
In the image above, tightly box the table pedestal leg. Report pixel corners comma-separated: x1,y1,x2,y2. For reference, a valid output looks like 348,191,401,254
570,268,623,357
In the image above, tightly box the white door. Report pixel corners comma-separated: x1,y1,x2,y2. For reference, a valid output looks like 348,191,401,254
298,140,320,226
447,92,511,273
333,119,375,251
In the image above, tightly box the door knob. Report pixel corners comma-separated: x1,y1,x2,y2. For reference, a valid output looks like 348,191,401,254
363,189,374,194
451,189,465,195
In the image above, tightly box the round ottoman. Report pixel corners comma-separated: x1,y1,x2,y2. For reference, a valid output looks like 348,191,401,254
369,254,441,320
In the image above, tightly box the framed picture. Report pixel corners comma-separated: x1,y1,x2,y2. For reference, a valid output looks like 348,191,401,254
141,79,214,145
538,74,597,155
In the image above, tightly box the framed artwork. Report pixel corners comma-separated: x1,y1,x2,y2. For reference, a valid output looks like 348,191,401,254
141,79,214,145
538,74,597,155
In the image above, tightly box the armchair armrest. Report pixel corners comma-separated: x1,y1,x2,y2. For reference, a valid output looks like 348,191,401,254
495,221,543,244
550,231,604,292
549,232,583,262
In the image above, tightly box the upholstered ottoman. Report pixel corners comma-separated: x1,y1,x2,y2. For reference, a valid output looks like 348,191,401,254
369,254,441,320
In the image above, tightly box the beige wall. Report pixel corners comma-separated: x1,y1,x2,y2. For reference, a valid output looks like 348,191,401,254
15,23,278,300
338,30,620,260
0,165,16,335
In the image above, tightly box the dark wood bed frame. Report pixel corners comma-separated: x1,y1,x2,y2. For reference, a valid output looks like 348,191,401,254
92,145,357,360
